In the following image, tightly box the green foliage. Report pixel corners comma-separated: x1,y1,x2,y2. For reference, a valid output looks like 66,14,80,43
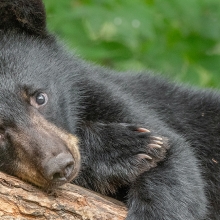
44,0,220,88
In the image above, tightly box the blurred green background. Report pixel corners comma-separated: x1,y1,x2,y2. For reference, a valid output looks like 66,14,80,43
44,0,220,88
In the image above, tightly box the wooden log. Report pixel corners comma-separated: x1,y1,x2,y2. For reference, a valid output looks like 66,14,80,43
0,172,127,220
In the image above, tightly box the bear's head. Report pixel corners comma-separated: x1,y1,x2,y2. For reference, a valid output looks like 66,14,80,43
0,0,81,189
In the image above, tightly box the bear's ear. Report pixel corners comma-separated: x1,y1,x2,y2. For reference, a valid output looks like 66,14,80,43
0,0,47,36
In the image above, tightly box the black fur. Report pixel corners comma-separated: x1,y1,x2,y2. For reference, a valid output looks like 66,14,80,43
0,0,219,219
0,0,46,35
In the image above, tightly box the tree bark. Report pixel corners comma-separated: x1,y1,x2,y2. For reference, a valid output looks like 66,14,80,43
0,172,127,220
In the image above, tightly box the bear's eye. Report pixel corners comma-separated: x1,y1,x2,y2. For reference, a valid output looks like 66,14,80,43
30,92,48,108
35,93,48,106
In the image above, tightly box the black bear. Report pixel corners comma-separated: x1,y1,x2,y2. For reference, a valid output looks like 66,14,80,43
0,0,219,219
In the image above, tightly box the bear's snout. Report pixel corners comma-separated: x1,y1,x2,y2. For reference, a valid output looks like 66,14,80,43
4,111,81,189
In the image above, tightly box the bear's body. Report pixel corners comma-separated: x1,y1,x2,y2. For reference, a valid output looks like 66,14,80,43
0,1,219,219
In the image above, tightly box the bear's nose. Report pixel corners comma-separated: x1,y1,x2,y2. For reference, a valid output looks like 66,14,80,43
43,153,75,182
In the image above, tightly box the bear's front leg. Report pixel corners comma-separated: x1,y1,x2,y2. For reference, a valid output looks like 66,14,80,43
126,135,208,220
75,122,169,195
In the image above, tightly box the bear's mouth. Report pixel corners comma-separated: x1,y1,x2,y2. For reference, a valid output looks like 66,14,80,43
15,152,80,190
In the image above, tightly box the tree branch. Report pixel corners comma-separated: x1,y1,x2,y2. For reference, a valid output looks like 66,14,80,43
0,172,127,219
